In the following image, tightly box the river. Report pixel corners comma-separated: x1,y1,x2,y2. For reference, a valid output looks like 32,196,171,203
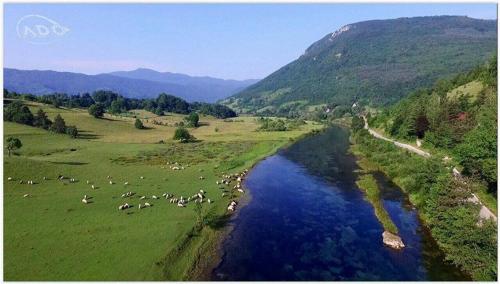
212,125,468,281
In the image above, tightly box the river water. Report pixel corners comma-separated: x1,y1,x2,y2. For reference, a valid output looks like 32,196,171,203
212,126,468,281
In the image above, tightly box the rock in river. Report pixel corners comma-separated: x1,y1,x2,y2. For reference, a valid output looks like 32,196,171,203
382,231,405,249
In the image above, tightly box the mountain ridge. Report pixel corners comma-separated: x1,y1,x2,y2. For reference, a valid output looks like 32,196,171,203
225,16,497,115
4,68,258,103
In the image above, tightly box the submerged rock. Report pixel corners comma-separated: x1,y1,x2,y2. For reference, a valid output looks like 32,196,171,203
382,231,405,249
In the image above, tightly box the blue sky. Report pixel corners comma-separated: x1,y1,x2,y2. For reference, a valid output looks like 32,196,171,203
4,3,497,80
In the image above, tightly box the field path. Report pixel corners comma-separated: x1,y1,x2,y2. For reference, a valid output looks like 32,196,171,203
362,116,496,222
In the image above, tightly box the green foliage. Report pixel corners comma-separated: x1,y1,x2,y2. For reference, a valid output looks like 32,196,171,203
33,109,52,130
50,114,67,134
257,118,287,131
88,103,105,118
134,118,145,129
356,174,398,234
370,57,497,189
173,127,195,143
4,101,34,125
352,130,497,280
226,16,496,113
351,116,364,133
184,112,199,128
6,137,22,157
65,125,78,138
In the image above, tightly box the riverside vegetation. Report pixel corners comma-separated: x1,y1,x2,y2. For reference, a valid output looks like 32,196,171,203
349,58,497,280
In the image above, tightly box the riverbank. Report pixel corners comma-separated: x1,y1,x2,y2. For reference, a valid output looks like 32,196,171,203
350,128,497,280
168,125,325,281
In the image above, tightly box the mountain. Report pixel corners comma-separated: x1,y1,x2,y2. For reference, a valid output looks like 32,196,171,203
108,68,258,102
224,16,497,115
4,68,258,103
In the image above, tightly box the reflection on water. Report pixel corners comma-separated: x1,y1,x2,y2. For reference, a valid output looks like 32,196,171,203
212,126,467,281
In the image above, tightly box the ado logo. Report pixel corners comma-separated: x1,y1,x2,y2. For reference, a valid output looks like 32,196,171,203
16,15,69,44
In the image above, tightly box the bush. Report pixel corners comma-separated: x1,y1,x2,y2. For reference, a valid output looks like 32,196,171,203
88,103,105,118
184,112,199,128
66,126,78,138
173,127,195,143
134,118,145,129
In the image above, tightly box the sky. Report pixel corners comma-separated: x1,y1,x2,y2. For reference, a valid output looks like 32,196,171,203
4,3,497,80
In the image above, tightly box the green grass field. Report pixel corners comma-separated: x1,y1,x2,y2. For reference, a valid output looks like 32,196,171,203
3,102,322,280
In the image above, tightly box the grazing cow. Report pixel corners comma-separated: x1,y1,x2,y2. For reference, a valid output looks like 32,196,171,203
7,177,12,181
140,196,146,200
144,202,151,207
124,182,129,185
177,203,185,207
91,185,95,190
23,194,29,198
109,181,114,185
208,199,212,204
197,193,204,199
222,193,226,197
152,195,158,199
86,180,90,184
139,204,143,209
199,176,204,180
140,176,144,179
43,177,47,180
238,188,244,193
200,189,205,194
82,198,88,204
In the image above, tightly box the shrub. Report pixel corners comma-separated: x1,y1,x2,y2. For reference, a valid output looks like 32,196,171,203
66,126,78,138
134,118,145,129
88,103,105,118
173,127,195,143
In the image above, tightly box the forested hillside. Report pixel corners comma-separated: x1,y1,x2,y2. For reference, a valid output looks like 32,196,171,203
368,57,497,191
224,16,497,116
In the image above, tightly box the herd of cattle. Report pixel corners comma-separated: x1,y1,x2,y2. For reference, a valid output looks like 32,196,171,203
8,167,250,214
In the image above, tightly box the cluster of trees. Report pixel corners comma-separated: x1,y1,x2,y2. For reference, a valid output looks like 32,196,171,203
4,101,78,138
368,57,497,189
4,89,238,119
351,128,497,281
257,117,306,131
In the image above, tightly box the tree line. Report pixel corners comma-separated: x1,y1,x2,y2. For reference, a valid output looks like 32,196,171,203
4,101,78,138
4,89,237,119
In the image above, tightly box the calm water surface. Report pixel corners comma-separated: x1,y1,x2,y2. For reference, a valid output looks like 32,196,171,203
212,126,468,281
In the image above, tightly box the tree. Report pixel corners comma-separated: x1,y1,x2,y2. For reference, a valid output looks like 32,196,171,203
6,137,22,157
66,126,78,138
4,101,34,125
88,103,105,118
50,114,67,134
134,118,144,129
184,112,199,127
351,116,365,133
33,108,52,129
173,127,194,143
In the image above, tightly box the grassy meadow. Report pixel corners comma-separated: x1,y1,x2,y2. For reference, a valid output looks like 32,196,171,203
3,101,322,280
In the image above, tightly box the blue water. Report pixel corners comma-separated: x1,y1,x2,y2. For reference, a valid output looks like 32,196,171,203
212,126,467,281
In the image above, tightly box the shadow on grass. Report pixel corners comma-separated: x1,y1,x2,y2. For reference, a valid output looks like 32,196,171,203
205,213,232,231
77,130,100,140
50,161,88,166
